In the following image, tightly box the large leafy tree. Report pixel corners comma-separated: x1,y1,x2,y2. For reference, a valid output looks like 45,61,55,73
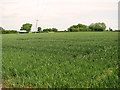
68,24,89,32
89,22,106,31
20,23,32,32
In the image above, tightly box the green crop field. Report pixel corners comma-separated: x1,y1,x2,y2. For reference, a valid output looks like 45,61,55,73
2,32,119,88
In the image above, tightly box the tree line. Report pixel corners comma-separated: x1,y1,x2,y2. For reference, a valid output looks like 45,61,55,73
0,22,119,34
0,27,17,34
68,23,106,32
19,22,116,32
19,23,58,32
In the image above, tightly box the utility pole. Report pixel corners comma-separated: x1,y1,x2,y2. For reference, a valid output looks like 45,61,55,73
35,19,39,33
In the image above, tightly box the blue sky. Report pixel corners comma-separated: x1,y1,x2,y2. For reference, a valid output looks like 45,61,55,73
0,0,119,31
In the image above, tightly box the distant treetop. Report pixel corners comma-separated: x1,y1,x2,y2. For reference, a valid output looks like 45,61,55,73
20,23,32,32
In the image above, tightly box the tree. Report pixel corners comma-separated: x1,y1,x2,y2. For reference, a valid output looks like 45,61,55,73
1,29,17,34
89,22,106,31
0,27,5,34
0,27,4,31
68,24,88,32
64,30,67,32
20,23,32,32
43,28,58,32
43,28,50,32
88,23,95,31
52,28,58,32
38,27,42,32
109,27,113,31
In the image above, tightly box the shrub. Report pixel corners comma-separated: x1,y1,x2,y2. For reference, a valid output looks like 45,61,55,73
43,28,58,32
2,30,18,34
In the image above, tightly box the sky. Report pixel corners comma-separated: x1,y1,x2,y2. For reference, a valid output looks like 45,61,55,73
0,0,119,31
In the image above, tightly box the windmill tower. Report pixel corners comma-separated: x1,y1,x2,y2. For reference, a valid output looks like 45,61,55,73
35,0,39,33
35,19,39,32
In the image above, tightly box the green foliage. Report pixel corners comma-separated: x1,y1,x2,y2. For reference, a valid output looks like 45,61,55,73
2,32,118,88
20,23,32,32
2,30,17,34
64,30,67,32
52,28,58,32
43,28,58,32
68,24,90,32
0,27,5,34
0,27,17,34
109,28,113,31
89,22,106,31
0,27,4,31
38,27,42,32
43,28,51,32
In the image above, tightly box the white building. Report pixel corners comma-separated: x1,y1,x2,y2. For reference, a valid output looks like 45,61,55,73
18,30,28,33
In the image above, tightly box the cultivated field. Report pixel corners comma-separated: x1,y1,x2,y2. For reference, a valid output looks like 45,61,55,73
2,32,119,88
